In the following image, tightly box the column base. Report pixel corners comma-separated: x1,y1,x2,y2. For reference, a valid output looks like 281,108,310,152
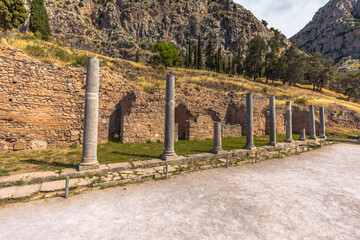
160,152,177,160
319,135,327,139
298,138,306,141
284,138,294,143
210,149,226,154
243,144,256,150
78,163,100,171
267,142,277,146
309,136,317,140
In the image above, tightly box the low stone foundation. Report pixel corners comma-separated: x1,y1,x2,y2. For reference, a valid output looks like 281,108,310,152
0,139,327,202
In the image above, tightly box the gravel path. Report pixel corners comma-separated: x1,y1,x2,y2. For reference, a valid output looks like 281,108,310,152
0,144,359,240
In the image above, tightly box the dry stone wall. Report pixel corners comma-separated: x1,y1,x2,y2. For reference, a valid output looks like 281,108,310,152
1,44,360,152
121,105,165,144
223,124,242,138
0,45,142,151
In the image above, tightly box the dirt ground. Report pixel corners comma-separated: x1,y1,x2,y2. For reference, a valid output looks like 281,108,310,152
0,144,359,240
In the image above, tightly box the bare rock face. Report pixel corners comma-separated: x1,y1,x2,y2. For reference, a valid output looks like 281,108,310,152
27,0,289,61
291,0,360,61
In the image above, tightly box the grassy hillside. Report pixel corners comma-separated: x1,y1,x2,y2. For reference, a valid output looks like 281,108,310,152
2,34,360,121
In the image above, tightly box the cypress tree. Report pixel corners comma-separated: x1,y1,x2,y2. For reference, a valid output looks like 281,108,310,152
29,0,51,40
205,32,215,71
0,0,27,32
135,49,140,63
188,40,192,68
193,44,197,68
197,35,203,69
216,46,222,73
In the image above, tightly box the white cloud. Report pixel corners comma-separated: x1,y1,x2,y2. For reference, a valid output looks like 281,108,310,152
234,0,329,38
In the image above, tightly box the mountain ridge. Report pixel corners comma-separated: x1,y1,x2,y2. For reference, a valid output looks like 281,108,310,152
291,0,360,61
21,0,289,61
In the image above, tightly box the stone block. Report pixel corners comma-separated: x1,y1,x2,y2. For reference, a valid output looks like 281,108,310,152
12,184,41,199
107,162,132,172
0,186,17,200
13,140,27,151
40,179,79,192
30,140,48,150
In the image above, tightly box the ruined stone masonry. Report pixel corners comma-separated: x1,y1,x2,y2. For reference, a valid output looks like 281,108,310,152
1,44,360,152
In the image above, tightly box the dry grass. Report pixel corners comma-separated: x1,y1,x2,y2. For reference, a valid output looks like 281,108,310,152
2,33,360,114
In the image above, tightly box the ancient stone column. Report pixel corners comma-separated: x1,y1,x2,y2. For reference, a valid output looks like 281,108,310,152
298,129,306,141
284,101,294,143
319,107,326,139
244,93,256,150
79,57,100,171
210,122,223,154
160,74,177,160
268,96,277,146
309,105,317,140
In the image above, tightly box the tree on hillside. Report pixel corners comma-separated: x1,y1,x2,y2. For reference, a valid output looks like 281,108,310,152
0,0,27,32
193,43,198,69
205,32,216,71
232,36,246,76
29,0,51,40
339,70,360,100
264,30,281,83
306,52,323,90
215,46,222,73
197,35,203,69
187,40,192,68
244,36,267,81
149,42,178,67
284,46,308,86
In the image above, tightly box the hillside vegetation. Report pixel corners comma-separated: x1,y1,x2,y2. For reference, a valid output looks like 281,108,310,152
2,34,359,111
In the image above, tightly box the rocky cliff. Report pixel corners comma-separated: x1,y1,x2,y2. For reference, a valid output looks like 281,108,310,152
291,0,360,61
21,0,288,61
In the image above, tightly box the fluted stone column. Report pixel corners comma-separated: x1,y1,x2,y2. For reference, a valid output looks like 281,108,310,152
268,96,276,146
210,122,224,154
309,105,317,140
284,101,294,143
160,74,177,160
319,107,326,139
298,129,306,141
244,93,256,150
79,57,100,171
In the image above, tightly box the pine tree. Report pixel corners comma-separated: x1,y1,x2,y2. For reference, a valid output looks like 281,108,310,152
0,0,27,32
197,35,203,69
244,36,267,81
29,0,51,40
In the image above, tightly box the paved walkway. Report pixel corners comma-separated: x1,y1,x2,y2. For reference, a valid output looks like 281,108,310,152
0,144,359,240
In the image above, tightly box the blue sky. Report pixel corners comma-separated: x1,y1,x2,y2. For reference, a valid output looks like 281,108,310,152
235,0,329,38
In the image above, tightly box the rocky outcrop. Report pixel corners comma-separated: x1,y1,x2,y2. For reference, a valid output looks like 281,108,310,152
291,0,360,61
21,0,289,61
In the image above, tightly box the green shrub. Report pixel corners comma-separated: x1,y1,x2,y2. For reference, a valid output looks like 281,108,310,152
25,45,47,57
70,143,78,148
262,87,268,93
20,34,38,41
72,55,87,67
53,48,71,62
294,97,308,105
